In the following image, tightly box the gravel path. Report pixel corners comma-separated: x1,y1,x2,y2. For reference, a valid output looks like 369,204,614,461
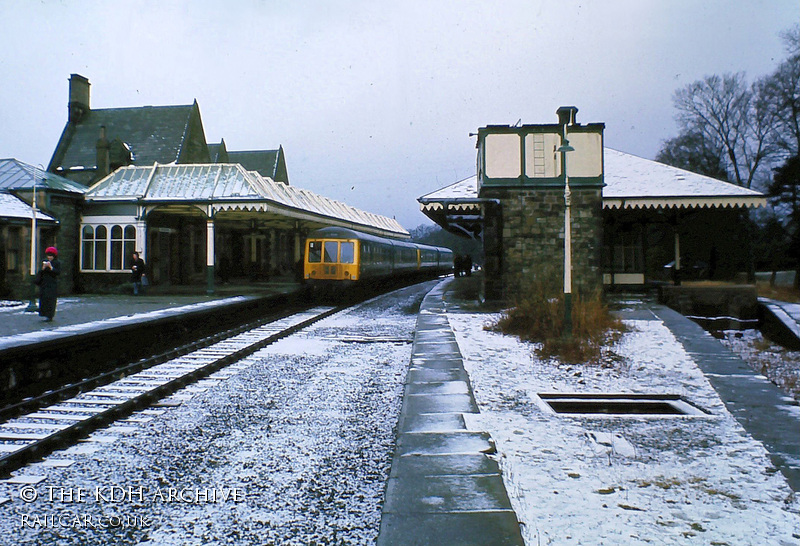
1,283,432,545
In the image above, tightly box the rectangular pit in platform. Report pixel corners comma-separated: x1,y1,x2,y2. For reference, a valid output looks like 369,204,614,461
536,393,709,416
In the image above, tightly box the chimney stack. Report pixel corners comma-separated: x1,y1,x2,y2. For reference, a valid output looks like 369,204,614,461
69,74,90,123
556,106,579,127
96,125,110,179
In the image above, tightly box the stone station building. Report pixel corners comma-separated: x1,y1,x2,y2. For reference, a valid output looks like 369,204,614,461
418,107,766,300
1,74,407,298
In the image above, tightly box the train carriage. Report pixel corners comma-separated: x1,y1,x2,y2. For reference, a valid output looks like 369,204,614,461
304,226,452,287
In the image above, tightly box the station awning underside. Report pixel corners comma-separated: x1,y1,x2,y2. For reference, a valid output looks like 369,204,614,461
418,175,484,238
86,163,409,239
418,149,766,236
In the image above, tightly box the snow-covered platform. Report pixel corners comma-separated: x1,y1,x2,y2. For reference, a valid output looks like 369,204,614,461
383,277,799,544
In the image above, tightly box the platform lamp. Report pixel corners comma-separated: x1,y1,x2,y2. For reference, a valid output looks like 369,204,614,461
25,166,42,312
557,139,575,336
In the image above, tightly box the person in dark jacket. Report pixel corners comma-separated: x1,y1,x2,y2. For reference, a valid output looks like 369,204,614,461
37,246,60,322
130,251,146,295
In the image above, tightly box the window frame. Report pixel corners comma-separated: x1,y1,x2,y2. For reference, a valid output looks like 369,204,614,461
80,222,138,272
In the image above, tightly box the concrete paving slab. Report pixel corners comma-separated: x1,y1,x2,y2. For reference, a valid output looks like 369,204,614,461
392,454,501,476
383,474,515,513
409,357,467,370
401,413,467,433
378,512,523,546
407,380,470,396
396,431,494,457
406,368,469,383
403,393,479,414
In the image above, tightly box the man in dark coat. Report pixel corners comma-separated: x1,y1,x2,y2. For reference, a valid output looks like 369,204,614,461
130,251,146,295
37,246,60,322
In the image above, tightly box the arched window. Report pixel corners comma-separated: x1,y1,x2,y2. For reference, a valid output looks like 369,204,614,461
81,225,95,270
94,226,107,270
81,223,137,271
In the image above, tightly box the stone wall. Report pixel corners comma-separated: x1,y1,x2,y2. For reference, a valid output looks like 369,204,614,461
481,186,603,301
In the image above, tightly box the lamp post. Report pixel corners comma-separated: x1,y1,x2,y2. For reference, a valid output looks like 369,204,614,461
557,139,575,336
25,168,40,312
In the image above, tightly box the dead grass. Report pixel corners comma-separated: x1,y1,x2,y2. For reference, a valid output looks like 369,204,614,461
491,272,625,364
755,282,800,303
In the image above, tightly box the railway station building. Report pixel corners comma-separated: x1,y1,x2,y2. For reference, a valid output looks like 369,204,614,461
1,74,407,297
418,107,766,300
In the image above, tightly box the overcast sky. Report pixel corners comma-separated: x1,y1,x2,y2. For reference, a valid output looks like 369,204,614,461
0,0,796,229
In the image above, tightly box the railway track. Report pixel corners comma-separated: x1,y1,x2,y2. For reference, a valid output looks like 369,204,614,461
0,305,342,477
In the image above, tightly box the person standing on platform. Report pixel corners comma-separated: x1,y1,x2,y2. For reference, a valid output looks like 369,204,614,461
36,246,60,322
131,251,147,295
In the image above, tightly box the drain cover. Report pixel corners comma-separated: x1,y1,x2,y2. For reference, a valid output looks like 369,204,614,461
537,393,708,416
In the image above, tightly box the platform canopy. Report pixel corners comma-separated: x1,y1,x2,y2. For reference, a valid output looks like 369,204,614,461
86,163,409,239
418,175,483,238
418,149,766,236
601,149,766,210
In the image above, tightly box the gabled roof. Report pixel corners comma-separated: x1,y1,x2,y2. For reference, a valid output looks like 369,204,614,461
86,163,407,238
48,102,207,174
226,147,289,184
0,193,57,223
208,140,228,163
0,158,86,194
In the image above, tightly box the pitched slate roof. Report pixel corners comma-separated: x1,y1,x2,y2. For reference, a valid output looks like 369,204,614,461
86,163,408,238
48,103,205,173
226,148,289,184
0,158,86,194
0,192,57,222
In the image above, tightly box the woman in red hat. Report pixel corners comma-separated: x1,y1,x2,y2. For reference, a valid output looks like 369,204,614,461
36,246,61,322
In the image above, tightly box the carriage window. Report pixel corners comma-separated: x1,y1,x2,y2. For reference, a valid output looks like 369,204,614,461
324,241,338,263
340,242,354,264
308,241,322,263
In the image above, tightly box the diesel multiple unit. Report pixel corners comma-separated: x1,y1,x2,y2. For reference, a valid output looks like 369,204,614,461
303,227,453,286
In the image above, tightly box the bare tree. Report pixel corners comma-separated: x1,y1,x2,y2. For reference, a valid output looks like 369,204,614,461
656,130,728,180
760,25,800,158
672,72,777,189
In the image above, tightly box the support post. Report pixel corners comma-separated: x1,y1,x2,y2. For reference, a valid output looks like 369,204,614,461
673,222,681,286
206,218,215,295
25,179,39,312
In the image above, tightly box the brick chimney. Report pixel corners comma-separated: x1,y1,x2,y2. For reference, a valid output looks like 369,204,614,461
96,125,110,179
69,74,90,123
556,106,578,127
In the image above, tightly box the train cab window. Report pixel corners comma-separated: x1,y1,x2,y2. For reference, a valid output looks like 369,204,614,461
308,241,322,263
324,241,338,263
340,242,355,264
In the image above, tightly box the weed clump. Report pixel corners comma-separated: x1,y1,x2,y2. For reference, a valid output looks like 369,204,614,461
492,272,624,364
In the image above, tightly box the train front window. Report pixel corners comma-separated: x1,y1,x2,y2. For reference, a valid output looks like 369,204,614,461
324,241,338,263
340,242,354,264
308,241,322,263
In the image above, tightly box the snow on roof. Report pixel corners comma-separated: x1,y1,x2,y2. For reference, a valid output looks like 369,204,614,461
418,175,481,213
0,192,56,222
602,149,766,209
0,158,86,194
417,149,767,211
86,163,408,237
